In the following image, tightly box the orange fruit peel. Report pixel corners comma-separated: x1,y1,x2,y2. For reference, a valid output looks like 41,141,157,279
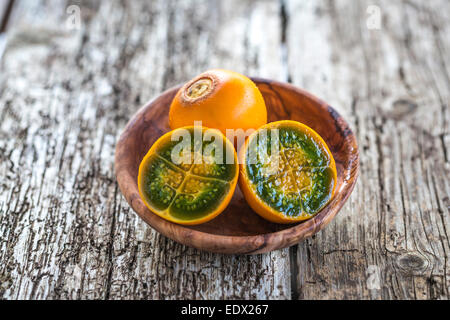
239,120,337,224
169,69,267,136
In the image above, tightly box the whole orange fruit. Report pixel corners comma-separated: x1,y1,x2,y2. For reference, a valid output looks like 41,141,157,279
168,69,267,136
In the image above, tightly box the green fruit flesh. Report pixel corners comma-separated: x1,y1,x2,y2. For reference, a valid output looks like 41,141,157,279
141,128,236,221
169,177,229,220
246,124,335,218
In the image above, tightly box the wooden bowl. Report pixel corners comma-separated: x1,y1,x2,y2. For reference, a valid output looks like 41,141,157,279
115,78,359,254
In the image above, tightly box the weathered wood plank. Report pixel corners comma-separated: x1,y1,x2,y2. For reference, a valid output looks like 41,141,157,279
0,0,15,60
0,0,291,299
286,0,449,299
105,0,291,300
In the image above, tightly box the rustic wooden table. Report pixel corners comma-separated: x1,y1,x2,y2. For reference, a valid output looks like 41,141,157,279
0,0,448,300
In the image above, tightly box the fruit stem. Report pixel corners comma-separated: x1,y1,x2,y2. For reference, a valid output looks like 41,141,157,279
186,78,213,99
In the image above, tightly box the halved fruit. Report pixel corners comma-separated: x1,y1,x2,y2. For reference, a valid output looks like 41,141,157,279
239,120,337,224
138,126,238,225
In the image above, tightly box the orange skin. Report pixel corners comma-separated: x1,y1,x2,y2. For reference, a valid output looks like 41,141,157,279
238,120,338,224
138,126,238,225
169,69,267,137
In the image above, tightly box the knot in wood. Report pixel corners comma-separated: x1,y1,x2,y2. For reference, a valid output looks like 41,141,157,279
389,98,418,120
396,252,429,275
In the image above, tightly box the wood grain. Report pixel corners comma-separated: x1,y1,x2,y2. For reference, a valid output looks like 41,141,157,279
0,0,448,299
0,0,14,33
0,0,292,299
285,0,450,299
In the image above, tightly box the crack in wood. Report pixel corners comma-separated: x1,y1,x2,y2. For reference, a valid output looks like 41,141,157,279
0,0,14,34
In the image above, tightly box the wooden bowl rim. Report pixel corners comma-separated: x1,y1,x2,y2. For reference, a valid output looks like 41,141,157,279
115,77,359,254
